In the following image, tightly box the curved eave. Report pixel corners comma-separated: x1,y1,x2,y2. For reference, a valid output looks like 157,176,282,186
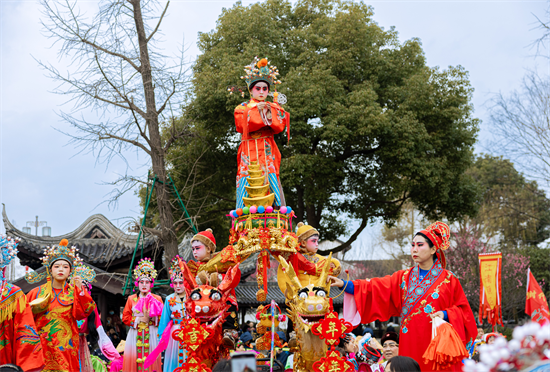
3,203,158,266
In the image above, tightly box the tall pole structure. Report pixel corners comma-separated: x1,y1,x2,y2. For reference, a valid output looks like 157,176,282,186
26,216,48,236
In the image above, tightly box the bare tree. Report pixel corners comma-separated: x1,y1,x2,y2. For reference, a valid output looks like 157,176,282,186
489,71,550,186
38,0,194,260
530,1,549,59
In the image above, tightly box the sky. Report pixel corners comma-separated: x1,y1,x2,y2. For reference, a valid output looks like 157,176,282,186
1,0,549,261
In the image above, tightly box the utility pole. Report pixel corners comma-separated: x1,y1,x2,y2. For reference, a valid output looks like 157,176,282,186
26,216,48,236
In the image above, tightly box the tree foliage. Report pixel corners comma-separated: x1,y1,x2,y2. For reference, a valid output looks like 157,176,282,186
448,226,530,323
157,0,480,250
465,154,550,248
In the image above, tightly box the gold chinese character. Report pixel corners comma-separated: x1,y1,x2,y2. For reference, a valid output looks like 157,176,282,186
527,290,537,300
329,360,340,372
188,329,200,343
327,322,338,337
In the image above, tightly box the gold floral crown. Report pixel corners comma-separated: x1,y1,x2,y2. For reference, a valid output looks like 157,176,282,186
242,57,281,89
133,258,157,281
42,239,81,268
25,239,82,284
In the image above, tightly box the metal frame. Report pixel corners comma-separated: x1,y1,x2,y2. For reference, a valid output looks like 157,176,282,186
122,174,198,295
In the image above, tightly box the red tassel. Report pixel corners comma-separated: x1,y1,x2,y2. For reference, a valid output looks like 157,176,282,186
422,318,468,370
262,251,269,296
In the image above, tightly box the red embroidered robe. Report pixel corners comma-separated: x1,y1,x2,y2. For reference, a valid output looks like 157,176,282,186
27,283,96,372
234,99,289,208
347,260,477,371
0,283,44,371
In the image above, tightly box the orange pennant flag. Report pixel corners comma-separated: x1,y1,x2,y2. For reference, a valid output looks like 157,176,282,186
525,268,550,325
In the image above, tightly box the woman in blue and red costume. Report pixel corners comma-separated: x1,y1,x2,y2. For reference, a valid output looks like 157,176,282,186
329,222,477,371
234,57,289,209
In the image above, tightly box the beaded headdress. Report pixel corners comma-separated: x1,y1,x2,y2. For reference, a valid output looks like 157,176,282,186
242,57,281,89
169,255,184,281
0,234,19,270
133,258,157,281
25,239,82,284
72,264,96,284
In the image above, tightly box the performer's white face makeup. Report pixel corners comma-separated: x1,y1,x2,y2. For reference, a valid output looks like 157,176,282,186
251,81,269,101
411,235,437,270
51,260,71,282
173,278,185,294
192,241,210,261
139,278,151,294
302,235,319,254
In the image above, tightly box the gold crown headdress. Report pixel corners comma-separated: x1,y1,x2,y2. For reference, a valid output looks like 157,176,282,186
25,239,82,284
169,255,183,281
72,264,96,284
133,258,157,281
242,57,281,89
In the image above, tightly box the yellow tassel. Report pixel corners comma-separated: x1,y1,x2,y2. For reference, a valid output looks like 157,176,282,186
0,290,26,324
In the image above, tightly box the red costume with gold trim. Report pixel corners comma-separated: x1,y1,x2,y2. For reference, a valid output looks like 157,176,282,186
344,222,477,371
0,283,44,371
27,283,96,372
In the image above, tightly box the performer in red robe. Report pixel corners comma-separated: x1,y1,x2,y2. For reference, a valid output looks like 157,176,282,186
0,235,44,371
330,222,477,371
234,57,289,208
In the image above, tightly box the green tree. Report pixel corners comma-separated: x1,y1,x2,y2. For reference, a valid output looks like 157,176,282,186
465,154,550,248
151,0,480,251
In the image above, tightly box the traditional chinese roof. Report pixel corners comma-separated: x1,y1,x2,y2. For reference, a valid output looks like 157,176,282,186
12,264,126,295
234,282,344,308
2,204,158,270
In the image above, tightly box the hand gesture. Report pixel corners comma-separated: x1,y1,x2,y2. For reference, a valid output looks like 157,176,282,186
430,311,444,320
327,275,344,288
73,275,83,291
257,102,266,111
141,308,150,324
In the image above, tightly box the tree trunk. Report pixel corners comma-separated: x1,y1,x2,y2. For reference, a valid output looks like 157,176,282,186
131,0,179,261
296,186,304,223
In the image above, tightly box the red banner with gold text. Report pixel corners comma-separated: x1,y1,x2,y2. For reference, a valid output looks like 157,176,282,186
479,252,503,329
525,268,550,325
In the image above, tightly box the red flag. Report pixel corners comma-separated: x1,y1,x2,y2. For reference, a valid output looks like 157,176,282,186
525,268,550,325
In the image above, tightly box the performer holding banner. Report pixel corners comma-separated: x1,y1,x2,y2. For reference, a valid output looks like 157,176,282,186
329,222,477,371
26,239,96,372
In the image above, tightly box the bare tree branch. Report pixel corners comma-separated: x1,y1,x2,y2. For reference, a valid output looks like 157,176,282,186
147,1,170,43
39,0,194,262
